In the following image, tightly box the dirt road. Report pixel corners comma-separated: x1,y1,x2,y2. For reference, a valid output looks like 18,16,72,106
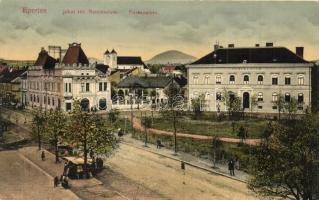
106,143,259,200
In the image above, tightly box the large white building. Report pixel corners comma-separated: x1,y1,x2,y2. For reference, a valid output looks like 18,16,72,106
187,43,313,114
27,43,111,112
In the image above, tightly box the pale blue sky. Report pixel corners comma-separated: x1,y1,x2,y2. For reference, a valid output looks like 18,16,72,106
0,0,318,61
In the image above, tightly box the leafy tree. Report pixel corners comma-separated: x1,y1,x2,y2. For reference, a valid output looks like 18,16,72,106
261,121,274,144
31,108,46,150
108,109,119,125
163,80,181,154
284,97,298,119
222,89,242,120
237,125,247,143
66,100,117,178
248,114,319,200
273,94,285,120
141,116,152,147
46,109,67,163
250,94,258,117
211,136,223,168
191,94,205,120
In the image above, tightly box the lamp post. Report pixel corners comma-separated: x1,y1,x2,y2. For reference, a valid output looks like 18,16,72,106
129,92,134,135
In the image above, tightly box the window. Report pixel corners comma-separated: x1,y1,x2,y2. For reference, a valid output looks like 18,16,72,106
65,83,68,92
204,75,210,84
37,96,39,103
52,98,55,106
285,77,291,85
257,92,263,102
193,92,198,98
68,83,72,92
229,75,235,84
257,75,263,84
44,96,46,104
103,82,107,91
216,75,221,84
285,93,291,102
298,75,304,85
272,92,278,102
66,103,72,111
193,75,198,84
258,106,263,109
272,77,278,85
298,93,304,103
216,92,222,101
243,75,249,84
99,82,103,91
81,83,85,92
48,97,50,105
86,83,90,92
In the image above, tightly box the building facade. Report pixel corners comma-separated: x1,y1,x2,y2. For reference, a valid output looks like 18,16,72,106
27,43,111,112
187,44,313,114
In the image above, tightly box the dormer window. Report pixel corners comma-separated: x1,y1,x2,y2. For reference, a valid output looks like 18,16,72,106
243,60,247,63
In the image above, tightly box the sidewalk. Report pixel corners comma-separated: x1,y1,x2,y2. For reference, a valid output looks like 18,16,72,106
18,146,127,200
122,134,250,183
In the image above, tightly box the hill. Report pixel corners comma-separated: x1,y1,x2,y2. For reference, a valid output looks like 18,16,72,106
146,50,196,65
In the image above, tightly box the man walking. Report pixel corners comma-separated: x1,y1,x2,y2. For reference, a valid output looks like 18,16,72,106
41,151,45,161
228,159,235,176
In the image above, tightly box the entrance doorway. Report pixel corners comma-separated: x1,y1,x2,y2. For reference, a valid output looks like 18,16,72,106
243,92,250,109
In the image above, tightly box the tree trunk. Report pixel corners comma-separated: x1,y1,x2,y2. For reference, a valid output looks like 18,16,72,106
54,133,59,163
37,125,41,150
173,110,177,154
83,137,88,179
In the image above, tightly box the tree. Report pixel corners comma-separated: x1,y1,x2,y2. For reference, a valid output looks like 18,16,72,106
141,115,152,147
248,114,319,200
250,94,258,118
31,108,46,150
46,109,67,163
211,136,223,168
108,109,119,125
261,121,274,144
163,79,181,154
191,94,205,120
273,94,285,120
284,97,298,120
222,89,242,120
66,100,117,178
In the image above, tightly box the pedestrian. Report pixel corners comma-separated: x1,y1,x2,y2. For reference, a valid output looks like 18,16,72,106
41,151,45,161
228,159,235,176
156,139,161,149
54,176,59,187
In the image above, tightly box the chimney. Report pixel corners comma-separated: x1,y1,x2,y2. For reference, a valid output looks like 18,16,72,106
296,47,304,58
228,44,234,48
255,44,260,47
266,42,273,47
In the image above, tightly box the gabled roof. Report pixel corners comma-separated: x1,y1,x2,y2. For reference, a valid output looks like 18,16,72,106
191,47,309,65
0,69,27,83
34,49,57,69
96,64,109,74
117,56,144,65
104,49,110,55
62,43,89,65
111,49,117,54
117,76,172,88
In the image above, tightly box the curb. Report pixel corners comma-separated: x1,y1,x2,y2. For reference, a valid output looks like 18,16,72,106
17,150,81,200
121,141,247,183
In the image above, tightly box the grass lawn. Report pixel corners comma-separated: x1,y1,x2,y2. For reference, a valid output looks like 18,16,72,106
151,117,268,139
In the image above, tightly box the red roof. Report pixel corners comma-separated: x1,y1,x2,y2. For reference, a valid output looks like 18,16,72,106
62,43,89,65
34,49,57,69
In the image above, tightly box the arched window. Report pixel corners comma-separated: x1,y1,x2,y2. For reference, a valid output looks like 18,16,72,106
204,75,210,84
285,93,291,102
216,75,222,84
193,75,199,84
257,92,263,102
298,93,304,103
298,75,304,85
229,75,235,84
257,75,263,84
272,93,278,102
243,75,249,84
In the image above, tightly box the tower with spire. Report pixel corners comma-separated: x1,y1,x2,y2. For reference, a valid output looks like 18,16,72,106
104,49,117,69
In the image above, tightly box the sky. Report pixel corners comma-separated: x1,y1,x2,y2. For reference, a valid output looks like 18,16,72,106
0,0,319,61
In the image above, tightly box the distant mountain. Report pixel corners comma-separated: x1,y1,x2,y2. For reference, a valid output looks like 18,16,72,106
146,50,197,65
